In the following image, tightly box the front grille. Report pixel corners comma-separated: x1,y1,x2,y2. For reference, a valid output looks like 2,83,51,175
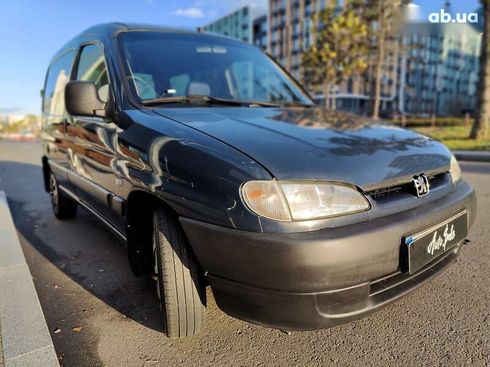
367,172,448,201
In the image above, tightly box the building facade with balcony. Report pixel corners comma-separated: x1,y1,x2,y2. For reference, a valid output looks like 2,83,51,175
202,6,268,50
203,2,481,117
253,14,269,50
399,22,481,117
269,0,324,78
268,0,382,115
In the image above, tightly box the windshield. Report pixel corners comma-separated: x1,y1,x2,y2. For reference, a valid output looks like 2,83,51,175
118,31,314,106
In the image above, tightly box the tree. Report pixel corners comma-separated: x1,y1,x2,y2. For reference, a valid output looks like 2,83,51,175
349,0,404,119
470,0,490,140
367,0,400,120
372,1,389,119
302,1,369,109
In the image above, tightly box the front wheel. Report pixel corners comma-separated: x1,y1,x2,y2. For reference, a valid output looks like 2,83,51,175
152,208,206,338
49,173,77,219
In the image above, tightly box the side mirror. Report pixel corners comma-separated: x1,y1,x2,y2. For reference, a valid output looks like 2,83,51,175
65,81,107,118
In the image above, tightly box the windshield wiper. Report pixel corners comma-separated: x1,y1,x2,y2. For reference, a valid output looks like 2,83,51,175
279,101,315,108
141,95,247,107
246,101,314,108
141,95,315,108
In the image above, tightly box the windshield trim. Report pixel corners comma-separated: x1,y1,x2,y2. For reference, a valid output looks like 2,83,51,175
116,30,315,109
263,52,315,104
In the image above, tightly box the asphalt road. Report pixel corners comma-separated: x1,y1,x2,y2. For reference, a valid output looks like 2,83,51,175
0,140,489,367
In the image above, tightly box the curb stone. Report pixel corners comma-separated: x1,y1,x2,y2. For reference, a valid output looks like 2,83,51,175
0,191,59,367
0,319,3,367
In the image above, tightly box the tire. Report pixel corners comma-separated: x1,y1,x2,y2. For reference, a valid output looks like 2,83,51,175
152,208,206,338
49,173,77,219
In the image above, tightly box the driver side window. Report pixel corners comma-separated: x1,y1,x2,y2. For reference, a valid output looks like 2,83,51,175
75,44,110,102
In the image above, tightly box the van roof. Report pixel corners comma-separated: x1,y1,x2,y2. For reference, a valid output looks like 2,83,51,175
81,22,202,36
50,22,243,63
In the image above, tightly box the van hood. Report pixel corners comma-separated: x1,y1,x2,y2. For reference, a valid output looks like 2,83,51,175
153,107,451,191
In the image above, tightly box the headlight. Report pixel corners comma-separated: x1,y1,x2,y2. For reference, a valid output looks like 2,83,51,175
450,154,462,184
241,180,291,221
241,181,370,221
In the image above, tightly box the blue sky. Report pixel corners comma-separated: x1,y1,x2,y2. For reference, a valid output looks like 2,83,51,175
0,0,480,115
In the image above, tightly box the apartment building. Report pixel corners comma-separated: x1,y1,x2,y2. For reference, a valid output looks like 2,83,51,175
268,0,385,115
269,0,323,78
253,14,269,50
399,22,481,116
203,2,481,116
268,0,482,116
202,5,268,50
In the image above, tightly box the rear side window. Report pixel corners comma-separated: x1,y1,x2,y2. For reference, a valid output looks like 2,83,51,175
43,50,75,116
75,44,110,102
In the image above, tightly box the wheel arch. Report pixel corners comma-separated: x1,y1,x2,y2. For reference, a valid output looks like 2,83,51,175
126,189,180,277
41,156,50,192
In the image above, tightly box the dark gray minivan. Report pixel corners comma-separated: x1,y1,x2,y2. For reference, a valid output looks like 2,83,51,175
41,23,476,338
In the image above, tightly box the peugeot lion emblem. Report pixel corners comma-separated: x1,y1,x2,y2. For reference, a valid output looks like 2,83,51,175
412,174,430,197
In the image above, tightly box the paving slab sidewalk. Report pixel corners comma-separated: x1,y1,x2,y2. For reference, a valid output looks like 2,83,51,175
0,191,59,367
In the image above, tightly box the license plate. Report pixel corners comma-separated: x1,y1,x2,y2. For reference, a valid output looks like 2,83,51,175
401,211,468,274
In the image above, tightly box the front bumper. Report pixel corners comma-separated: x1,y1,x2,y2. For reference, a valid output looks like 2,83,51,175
180,181,477,330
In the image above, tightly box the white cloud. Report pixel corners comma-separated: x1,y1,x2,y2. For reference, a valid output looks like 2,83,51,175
174,7,205,18
0,107,23,114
